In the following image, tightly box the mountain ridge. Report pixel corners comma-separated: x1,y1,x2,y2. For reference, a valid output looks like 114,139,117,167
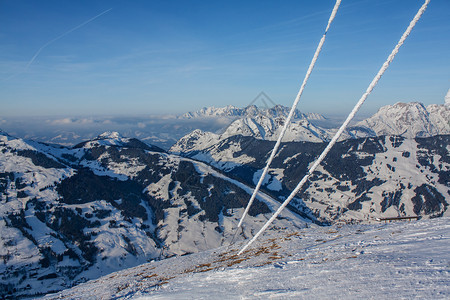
350,102,450,138
180,104,326,121
171,102,450,154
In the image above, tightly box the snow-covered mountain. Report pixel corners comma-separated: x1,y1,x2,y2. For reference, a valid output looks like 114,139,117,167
222,115,331,142
174,104,330,149
172,102,450,154
0,131,307,299
170,115,333,154
350,102,450,138
180,104,326,121
72,131,164,151
44,217,450,299
172,133,449,223
3,101,447,151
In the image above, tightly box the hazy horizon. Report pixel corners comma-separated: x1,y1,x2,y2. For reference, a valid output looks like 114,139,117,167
1,0,449,118
0,102,356,149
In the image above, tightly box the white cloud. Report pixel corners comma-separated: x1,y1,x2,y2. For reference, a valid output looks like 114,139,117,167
48,118,94,125
49,118,73,125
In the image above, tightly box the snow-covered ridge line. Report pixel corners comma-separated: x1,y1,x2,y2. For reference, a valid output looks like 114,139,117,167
179,104,326,120
171,101,450,154
352,102,450,139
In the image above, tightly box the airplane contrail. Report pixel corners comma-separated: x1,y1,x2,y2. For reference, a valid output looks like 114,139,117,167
3,7,112,81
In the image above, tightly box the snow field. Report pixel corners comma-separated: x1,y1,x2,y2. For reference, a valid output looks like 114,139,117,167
44,217,449,299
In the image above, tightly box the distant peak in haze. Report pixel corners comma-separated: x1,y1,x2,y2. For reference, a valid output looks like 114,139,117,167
180,104,326,120
96,131,123,140
73,131,165,153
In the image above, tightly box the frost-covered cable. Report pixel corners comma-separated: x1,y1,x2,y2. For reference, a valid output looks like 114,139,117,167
238,0,430,255
236,0,342,231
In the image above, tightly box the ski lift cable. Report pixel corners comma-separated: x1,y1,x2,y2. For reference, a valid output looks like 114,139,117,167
234,0,342,237
238,0,430,256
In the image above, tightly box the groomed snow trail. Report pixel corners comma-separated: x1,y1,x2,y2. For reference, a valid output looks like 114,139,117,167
238,0,431,255
236,0,342,234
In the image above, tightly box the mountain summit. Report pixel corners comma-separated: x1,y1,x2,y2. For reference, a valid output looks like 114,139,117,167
351,102,449,138
180,104,325,121
172,102,450,154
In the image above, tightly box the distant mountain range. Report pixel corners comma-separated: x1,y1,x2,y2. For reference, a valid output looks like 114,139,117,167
180,104,326,121
3,102,447,151
0,105,325,150
171,102,450,153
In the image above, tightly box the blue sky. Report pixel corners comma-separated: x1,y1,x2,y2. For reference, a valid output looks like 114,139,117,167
1,0,449,117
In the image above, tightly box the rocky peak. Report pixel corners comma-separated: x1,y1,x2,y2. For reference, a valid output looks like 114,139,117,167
354,102,449,138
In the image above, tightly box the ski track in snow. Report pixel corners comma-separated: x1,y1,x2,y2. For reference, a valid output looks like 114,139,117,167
44,217,450,299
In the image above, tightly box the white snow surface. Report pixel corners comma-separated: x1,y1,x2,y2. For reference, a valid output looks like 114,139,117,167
44,217,450,299
82,131,133,148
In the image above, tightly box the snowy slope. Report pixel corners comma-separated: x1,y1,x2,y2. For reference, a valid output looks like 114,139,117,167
43,217,450,299
170,129,220,154
1,100,449,298
171,134,449,223
0,131,308,299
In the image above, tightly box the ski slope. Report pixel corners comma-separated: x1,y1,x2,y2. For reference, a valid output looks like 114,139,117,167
44,217,449,299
